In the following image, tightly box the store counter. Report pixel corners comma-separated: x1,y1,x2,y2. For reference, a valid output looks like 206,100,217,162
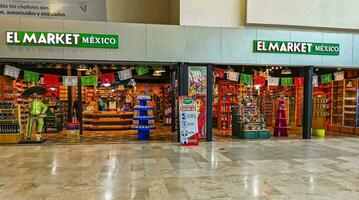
83,111,133,130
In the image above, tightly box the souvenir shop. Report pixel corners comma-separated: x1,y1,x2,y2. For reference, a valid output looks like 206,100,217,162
0,62,177,143
1,18,359,144
210,65,359,139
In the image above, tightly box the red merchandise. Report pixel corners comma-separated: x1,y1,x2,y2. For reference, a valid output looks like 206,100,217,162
294,77,304,87
217,80,239,131
274,100,289,137
254,75,266,87
213,67,225,78
100,73,115,84
43,74,60,85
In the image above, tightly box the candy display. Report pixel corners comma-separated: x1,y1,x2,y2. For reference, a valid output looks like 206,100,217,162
132,95,156,140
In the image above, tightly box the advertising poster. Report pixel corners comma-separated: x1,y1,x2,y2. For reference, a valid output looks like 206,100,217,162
0,0,106,21
179,96,198,146
188,66,207,139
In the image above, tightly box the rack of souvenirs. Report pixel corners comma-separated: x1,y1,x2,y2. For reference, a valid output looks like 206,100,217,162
232,95,271,139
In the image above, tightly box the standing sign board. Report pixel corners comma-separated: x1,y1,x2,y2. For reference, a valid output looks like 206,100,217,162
179,96,199,146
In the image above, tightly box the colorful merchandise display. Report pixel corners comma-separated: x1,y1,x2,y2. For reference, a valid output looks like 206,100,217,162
274,100,289,137
132,95,155,140
232,95,271,139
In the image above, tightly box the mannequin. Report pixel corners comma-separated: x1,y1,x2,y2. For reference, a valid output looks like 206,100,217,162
27,92,48,141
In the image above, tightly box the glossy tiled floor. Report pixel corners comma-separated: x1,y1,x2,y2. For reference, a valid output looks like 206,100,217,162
2,138,359,199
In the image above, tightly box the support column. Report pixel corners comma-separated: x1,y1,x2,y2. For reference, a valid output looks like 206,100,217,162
302,66,313,139
206,65,213,141
170,66,177,133
77,71,83,135
67,67,73,122
177,63,188,142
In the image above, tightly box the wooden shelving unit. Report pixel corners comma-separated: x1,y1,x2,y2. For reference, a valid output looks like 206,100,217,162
329,80,344,132
0,105,23,144
83,111,133,130
341,79,358,134
217,80,239,130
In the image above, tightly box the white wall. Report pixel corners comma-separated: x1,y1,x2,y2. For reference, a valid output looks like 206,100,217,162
247,0,359,30
180,0,245,28
106,0,178,25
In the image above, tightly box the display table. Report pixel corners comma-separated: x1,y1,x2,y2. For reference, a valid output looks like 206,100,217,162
83,111,133,130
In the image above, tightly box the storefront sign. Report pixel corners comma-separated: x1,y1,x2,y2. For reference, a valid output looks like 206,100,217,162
253,40,339,56
179,96,198,145
6,31,119,49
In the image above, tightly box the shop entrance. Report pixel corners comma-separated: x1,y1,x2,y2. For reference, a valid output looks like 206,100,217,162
0,61,178,144
211,65,359,140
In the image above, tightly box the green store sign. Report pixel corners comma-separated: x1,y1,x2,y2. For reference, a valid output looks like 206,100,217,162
253,40,339,56
6,31,119,49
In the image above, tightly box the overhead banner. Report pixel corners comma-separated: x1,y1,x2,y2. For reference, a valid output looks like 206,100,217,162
253,40,340,56
6,31,119,49
0,0,106,21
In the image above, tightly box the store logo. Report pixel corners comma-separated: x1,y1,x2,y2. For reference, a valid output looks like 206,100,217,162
253,40,339,56
6,31,119,49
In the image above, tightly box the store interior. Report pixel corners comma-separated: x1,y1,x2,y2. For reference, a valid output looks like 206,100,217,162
211,65,359,139
0,62,358,144
0,62,178,144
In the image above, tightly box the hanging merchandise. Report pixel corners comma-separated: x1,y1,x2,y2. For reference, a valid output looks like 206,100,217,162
24,70,40,83
213,67,225,78
227,71,239,81
313,76,319,86
334,71,344,81
118,69,132,80
100,73,115,85
281,77,293,86
43,74,60,85
254,75,266,87
136,66,149,76
4,65,21,79
321,74,333,84
240,73,253,85
294,77,304,87
81,76,97,86
63,76,78,86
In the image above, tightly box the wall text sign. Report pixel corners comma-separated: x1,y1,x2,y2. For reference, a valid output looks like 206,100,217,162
253,40,339,56
6,31,119,49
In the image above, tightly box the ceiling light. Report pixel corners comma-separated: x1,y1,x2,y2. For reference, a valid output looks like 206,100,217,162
102,83,111,87
153,71,162,77
281,68,292,75
128,79,136,87
77,64,88,71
